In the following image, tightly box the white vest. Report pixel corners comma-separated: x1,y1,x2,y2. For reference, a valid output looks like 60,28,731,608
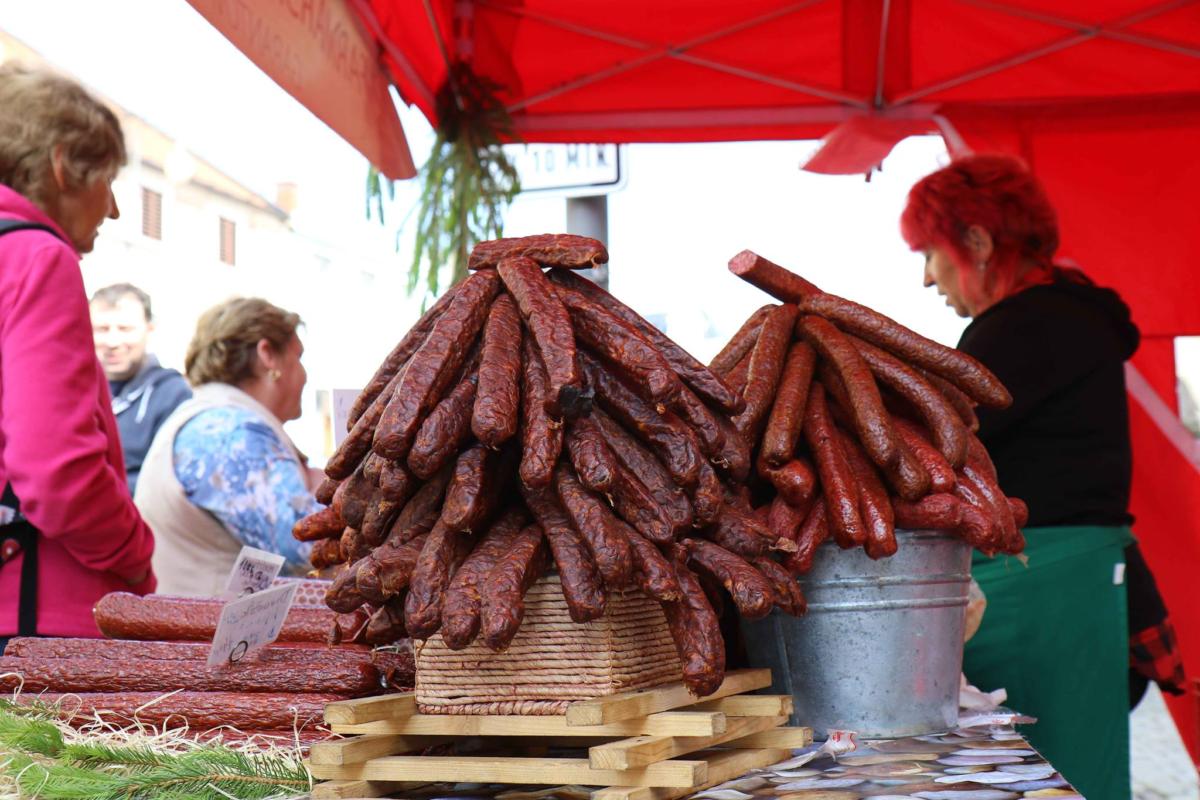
135,383,306,597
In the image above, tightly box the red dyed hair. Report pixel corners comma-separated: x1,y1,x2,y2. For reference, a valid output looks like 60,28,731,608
900,154,1059,300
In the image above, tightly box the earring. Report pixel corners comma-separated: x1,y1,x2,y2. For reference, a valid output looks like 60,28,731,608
269,369,282,381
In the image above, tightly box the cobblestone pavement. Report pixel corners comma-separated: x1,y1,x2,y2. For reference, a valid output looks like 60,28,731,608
1132,684,1199,800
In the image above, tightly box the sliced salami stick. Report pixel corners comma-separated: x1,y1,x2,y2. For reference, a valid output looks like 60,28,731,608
850,335,970,468
751,556,807,616
555,463,636,589
836,428,898,559
375,270,501,460
580,352,703,488
473,293,524,447
521,483,607,622
893,417,957,494
441,508,529,649
293,506,345,542
732,304,798,446
684,538,775,620
761,341,817,466
660,561,725,697
347,283,461,426
519,334,564,488
404,519,468,639
479,524,550,651
785,498,829,575
499,255,588,418
408,371,479,479
798,293,1011,408
565,416,620,494
550,269,742,413
803,383,865,549
798,315,897,468
727,250,822,303
469,234,608,271
626,529,682,602
709,304,772,376
557,285,683,407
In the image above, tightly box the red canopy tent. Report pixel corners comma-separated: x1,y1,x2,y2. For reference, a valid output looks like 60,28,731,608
196,0,1200,762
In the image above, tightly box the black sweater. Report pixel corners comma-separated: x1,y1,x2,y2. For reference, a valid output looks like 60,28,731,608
958,272,1140,527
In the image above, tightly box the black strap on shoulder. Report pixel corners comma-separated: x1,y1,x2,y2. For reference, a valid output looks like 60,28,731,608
0,219,62,240
0,483,38,637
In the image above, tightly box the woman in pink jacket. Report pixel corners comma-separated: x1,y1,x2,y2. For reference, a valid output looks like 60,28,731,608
0,64,155,647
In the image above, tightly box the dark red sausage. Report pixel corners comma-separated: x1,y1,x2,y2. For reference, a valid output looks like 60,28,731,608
766,495,808,546
785,499,829,575
892,493,964,530
408,371,479,479
519,334,564,488
347,283,461,426
798,293,1011,409
671,386,728,458
332,461,376,530
684,538,775,620
468,234,608,271
710,305,771,376
363,597,408,646
751,556,807,616
691,461,724,527
498,255,588,418
893,417,957,494
355,535,426,605
440,508,529,649
310,537,346,570
660,561,725,697
707,504,779,557
732,304,798,446
385,465,452,545
761,341,817,467
327,369,403,480
565,415,619,494
374,269,501,460
26,691,343,731
314,477,339,506
93,593,344,643
758,456,817,509
554,464,636,589
293,506,345,542
441,443,502,533
922,369,981,432
548,269,743,414
727,250,822,303
520,483,607,623
479,524,549,651
803,383,865,549
472,293,524,447
404,519,469,639
836,429,898,560
626,528,683,602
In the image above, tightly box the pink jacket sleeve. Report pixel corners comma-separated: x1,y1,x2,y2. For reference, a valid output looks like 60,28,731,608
0,239,155,583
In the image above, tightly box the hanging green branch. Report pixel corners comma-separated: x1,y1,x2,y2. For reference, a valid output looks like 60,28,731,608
368,62,521,307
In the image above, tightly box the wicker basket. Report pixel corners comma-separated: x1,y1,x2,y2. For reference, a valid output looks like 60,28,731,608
415,574,682,715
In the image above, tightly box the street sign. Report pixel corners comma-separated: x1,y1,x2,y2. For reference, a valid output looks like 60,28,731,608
507,143,626,197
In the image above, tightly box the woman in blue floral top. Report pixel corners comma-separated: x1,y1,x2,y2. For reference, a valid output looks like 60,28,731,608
135,298,320,596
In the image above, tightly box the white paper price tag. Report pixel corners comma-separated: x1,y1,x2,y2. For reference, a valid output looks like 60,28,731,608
223,546,286,599
331,388,359,447
207,582,298,667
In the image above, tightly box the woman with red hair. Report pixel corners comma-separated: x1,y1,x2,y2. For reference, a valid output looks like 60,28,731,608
902,154,1181,800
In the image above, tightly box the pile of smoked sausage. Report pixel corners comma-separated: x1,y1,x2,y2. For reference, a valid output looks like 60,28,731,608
0,593,413,743
295,235,808,696
723,251,1027,572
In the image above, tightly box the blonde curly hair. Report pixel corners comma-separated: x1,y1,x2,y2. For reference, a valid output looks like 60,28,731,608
185,298,302,387
0,63,126,209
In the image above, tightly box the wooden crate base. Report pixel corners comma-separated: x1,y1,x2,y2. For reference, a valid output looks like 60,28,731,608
309,668,811,799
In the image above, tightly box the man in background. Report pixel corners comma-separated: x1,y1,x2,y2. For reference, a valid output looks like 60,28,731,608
90,283,191,495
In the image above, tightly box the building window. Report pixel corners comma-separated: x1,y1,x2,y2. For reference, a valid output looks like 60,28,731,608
141,187,162,240
219,217,236,265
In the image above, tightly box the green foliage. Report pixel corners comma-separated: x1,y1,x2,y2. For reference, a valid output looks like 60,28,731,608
367,62,521,308
0,706,311,800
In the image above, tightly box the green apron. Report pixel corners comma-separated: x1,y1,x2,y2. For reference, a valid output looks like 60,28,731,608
964,525,1133,800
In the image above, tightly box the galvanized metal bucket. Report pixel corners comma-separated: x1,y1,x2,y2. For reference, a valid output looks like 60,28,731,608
743,530,971,739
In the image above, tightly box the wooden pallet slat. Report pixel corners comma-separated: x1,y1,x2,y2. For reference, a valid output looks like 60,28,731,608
565,669,771,727
323,692,416,725
588,715,788,770
329,709,727,738
307,754,709,788
590,747,793,800
309,779,425,799
309,733,446,766
724,726,813,749
689,694,794,717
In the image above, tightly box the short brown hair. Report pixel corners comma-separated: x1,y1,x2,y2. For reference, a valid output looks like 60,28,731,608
0,63,127,209
185,298,301,386
91,282,153,321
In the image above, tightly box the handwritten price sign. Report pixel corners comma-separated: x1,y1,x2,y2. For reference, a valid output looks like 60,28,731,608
223,546,286,599
207,582,298,667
